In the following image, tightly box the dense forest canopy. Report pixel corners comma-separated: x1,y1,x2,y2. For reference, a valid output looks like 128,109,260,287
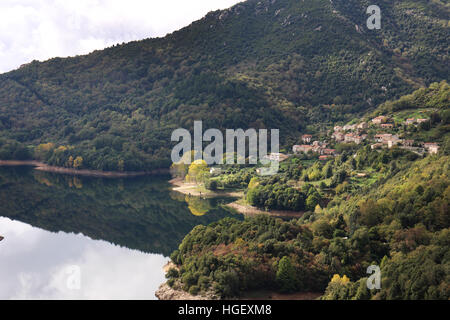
167,83,449,299
0,0,448,171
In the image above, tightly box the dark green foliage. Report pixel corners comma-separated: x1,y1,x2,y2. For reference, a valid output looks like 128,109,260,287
0,138,32,160
247,182,306,211
0,0,448,170
169,85,449,299
276,256,298,293
170,215,331,297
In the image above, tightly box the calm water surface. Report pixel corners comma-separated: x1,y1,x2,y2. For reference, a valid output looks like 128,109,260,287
0,167,241,299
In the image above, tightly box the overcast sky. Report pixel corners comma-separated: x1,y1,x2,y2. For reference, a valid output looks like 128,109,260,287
0,217,168,299
0,0,243,73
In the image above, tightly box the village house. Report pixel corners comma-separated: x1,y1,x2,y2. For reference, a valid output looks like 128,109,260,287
374,134,393,143
374,134,402,148
343,124,358,131
405,118,416,125
334,126,343,132
322,149,337,156
403,140,414,147
312,145,322,154
423,143,440,154
381,123,394,129
357,122,368,130
293,145,313,154
371,143,384,150
263,153,289,162
332,131,345,142
293,141,336,158
302,134,313,143
388,139,402,148
319,155,331,161
372,116,388,125
344,133,365,144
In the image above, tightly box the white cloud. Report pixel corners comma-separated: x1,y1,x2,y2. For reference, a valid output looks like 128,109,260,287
0,217,169,300
0,0,243,73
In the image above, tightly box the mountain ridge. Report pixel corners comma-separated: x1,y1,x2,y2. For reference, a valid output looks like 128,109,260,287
0,0,448,171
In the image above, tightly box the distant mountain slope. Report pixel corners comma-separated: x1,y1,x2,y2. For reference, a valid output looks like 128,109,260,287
0,0,448,171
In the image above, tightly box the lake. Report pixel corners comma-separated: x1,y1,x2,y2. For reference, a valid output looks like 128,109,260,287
0,166,241,299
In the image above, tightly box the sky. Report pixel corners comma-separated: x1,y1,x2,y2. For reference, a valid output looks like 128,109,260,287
0,217,169,299
0,0,243,73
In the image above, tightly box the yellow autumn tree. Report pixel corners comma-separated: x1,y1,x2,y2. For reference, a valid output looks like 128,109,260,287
331,274,350,285
186,159,209,183
73,156,83,169
35,143,55,159
56,146,68,152
248,177,260,190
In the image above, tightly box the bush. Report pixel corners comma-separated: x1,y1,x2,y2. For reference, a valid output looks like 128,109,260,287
189,285,200,296
205,179,218,191
166,268,179,279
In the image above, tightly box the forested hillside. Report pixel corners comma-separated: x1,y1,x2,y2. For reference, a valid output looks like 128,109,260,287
0,0,448,171
165,82,449,300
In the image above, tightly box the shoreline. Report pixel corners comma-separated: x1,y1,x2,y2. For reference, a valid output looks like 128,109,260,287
156,262,217,300
226,201,305,218
169,178,244,198
156,262,320,300
169,178,304,218
0,160,169,178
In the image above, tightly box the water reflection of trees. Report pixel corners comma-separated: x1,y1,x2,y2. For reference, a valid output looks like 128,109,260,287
0,167,240,256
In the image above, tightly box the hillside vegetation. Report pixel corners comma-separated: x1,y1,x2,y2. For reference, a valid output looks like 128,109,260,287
0,0,448,171
166,83,450,300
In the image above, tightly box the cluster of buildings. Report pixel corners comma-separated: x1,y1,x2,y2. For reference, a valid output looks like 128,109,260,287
371,138,439,154
292,114,440,159
372,115,429,128
293,135,337,160
405,118,429,126
368,115,437,153
371,134,403,149
332,123,368,144
371,116,396,129
372,116,388,125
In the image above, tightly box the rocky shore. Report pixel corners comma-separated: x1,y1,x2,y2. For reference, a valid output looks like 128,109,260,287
155,262,217,300
155,283,216,300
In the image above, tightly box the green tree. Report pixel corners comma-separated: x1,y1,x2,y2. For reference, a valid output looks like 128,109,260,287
276,256,298,293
